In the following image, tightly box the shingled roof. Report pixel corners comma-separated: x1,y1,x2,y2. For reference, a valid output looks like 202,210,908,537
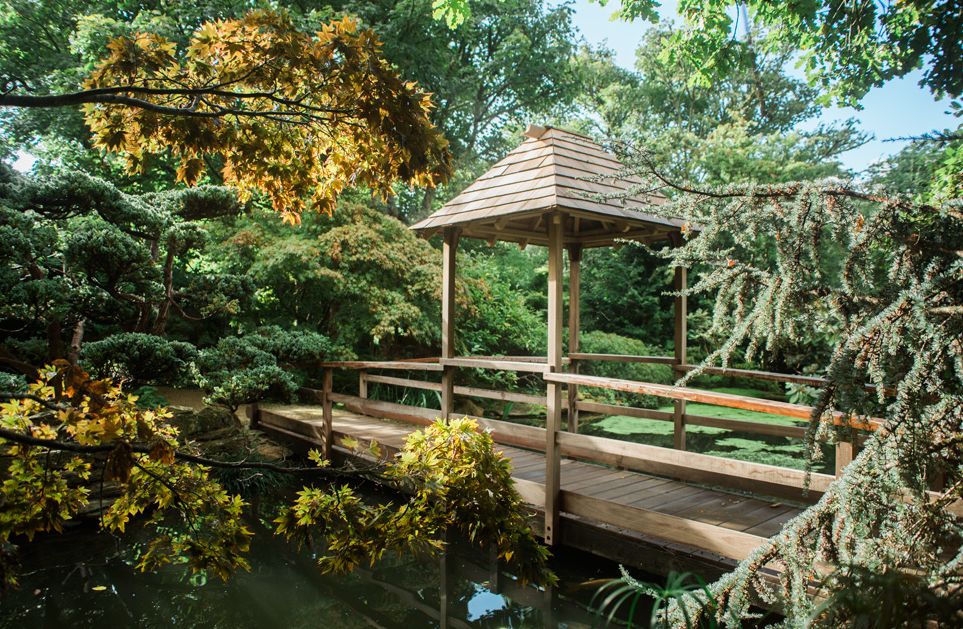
410,125,686,248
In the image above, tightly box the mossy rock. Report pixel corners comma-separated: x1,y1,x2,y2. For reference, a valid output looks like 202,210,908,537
168,405,238,436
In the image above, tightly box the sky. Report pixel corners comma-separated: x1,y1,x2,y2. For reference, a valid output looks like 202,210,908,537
561,0,957,173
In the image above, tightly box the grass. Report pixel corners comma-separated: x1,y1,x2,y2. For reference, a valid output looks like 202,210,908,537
580,386,835,474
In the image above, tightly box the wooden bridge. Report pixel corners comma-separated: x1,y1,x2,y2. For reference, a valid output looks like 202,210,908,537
251,354,873,571
255,126,885,572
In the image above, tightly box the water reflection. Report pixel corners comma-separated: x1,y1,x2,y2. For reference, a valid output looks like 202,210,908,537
1,519,632,628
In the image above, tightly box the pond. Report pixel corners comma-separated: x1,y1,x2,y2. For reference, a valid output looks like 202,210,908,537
1,508,659,628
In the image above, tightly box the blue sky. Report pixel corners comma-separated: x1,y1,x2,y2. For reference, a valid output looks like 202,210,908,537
561,0,957,173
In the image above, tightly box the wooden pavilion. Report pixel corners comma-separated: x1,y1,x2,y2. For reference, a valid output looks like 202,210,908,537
255,125,893,573
411,124,690,544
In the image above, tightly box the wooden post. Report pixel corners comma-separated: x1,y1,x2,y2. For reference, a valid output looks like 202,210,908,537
358,370,368,399
673,265,688,451
322,367,333,459
545,214,564,546
441,228,459,422
567,244,582,433
246,401,261,430
835,437,854,477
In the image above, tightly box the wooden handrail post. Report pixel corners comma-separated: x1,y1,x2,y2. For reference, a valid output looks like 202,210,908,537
358,370,368,399
835,437,854,477
322,367,333,459
440,228,459,423
246,401,261,430
567,244,582,433
545,213,564,545
673,264,688,451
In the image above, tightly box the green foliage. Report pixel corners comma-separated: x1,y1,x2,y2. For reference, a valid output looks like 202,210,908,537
459,252,545,356
570,25,866,186
810,564,963,627
192,328,349,411
869,131,963,205
82,333,198,385
623,171,963,624
0,362,253,587
0,371,26,393
579,245,678,345
344,0,579,165
592,569,719,629
608,0,963,105
276,418,555,584
0,165,249,364
130,385,169,409
211,202,440,355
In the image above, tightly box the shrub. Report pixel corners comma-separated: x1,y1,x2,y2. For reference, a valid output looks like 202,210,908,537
193,328,350,411
577,331,673,409
81,333,199,385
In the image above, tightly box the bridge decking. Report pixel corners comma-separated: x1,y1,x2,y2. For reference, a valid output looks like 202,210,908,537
257,404,802,564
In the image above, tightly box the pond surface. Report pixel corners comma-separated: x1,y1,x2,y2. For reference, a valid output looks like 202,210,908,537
1,513,652,628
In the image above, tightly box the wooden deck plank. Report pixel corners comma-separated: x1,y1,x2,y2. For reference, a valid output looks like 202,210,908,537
591,475,675,501
717,501,797,533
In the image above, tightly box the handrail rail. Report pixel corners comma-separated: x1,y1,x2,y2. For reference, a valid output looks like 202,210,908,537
318,360,443,371
568,352,677,365
544,371,884,431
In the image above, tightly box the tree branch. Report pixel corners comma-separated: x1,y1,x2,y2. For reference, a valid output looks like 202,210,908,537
0,426,383,481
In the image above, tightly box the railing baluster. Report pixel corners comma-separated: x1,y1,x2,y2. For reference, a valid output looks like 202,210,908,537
322,367,333,459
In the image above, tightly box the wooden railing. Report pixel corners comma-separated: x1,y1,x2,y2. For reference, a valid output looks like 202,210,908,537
303,355,886,535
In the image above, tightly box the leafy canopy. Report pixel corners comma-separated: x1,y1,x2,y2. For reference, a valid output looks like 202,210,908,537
75,10,452,222
604,0,963,105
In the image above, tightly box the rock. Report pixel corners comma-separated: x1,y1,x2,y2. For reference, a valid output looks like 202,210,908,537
455,398,485,418
168,405,238,436
255,441,291,461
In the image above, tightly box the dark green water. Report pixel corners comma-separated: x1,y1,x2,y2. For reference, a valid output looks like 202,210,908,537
0,517,644,628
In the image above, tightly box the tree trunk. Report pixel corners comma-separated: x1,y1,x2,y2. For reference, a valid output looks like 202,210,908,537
46,321,64,361
68,319,86,364
151,246,176,336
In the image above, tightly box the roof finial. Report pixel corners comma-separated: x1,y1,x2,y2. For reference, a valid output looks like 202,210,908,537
523,124,547,139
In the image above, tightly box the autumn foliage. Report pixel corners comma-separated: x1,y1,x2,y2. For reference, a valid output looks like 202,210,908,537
82,10,452,223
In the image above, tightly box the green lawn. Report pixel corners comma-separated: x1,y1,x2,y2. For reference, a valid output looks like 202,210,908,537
580,387,835,474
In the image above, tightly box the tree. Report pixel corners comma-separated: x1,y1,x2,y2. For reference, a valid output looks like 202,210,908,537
567,28,865,356
1,9,452,222
0,165,251,371
607,0,963,106
337,0,579,220
614,156,963,625
570,25,867,185
869,133,963,203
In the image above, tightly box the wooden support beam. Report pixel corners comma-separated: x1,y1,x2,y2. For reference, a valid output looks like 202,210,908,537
673,265,688,450
545,213,564,545
560,491,767,561
567,244,582,433
322,367,333,459
454,384,545,406
441,228,460,422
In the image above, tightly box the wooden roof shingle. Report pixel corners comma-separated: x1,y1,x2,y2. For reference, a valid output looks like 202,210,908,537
410,125,686,248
